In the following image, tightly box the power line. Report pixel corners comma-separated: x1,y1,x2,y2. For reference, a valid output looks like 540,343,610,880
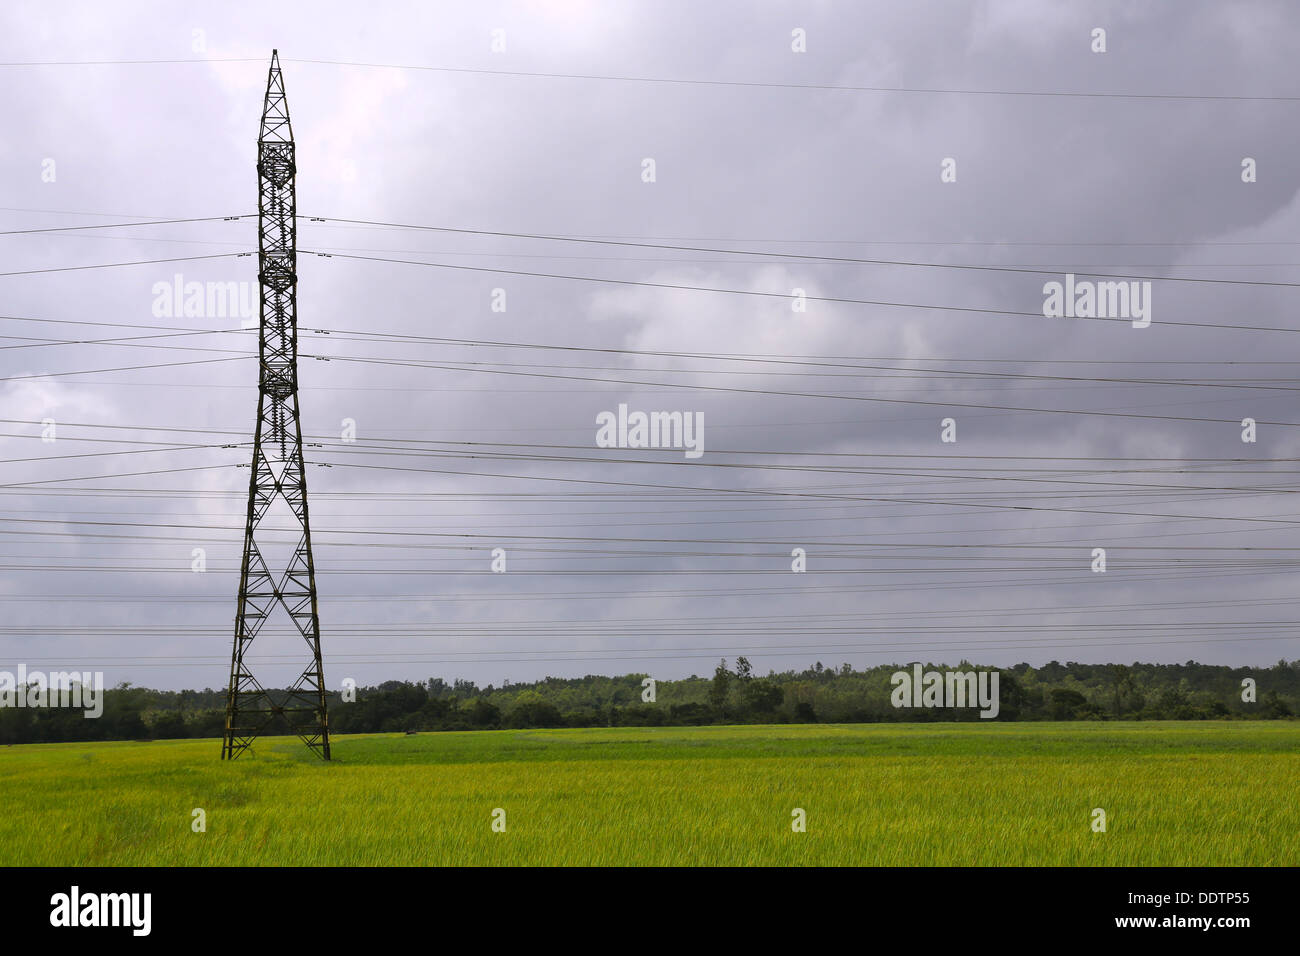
311,458,1300,527
8,416,1297,462
0,57,262,66
4,53,1291,103
0,354,251,384
0,251,249,278
10,634,1298,670
0,462,237,490
304,249,1300,335
7,311,1300,362
0,215,250,236
9,513,1300,552
281,57,1300,104
315,351,1300,428
10,325,1300,392
301,214,1300,290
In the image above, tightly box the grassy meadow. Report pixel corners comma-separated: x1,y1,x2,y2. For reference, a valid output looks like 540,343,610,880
1,722,1295,866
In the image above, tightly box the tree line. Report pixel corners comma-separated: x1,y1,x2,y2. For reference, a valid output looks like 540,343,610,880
1,657,1295,745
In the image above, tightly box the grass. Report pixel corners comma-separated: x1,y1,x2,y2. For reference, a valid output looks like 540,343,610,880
1,722,1295,866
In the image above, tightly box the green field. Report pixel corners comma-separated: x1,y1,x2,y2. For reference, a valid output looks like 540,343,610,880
2,722,1295,866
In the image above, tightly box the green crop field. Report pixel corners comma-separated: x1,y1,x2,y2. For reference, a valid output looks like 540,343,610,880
1,722,1295,866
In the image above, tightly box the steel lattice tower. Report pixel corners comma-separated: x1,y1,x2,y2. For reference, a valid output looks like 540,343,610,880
222,50,330,760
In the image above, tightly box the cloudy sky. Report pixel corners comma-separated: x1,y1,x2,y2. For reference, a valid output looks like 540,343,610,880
3,0,1300,692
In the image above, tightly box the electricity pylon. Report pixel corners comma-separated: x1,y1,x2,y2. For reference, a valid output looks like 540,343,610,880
222,50,330,760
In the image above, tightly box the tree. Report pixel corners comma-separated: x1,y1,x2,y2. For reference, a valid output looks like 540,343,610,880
995,670,1027,720
150,712,189,739
742,679,784,715
467,698,500,728
1049,688,1087,720
1110,664,1132,718
1262,691,1292,718
1156,686,1191,718
735,656,753,682
504,691,563,728
709,659,731,712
